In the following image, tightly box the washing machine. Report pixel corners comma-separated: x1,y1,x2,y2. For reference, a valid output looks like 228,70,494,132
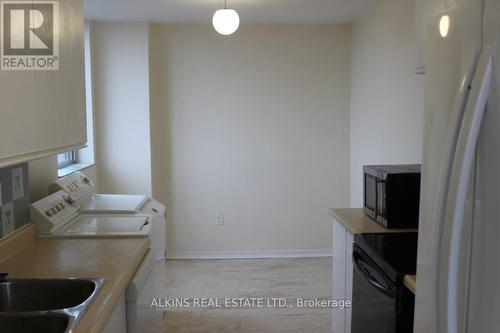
49,171,166,260
31,190,155,333
31,190,152,238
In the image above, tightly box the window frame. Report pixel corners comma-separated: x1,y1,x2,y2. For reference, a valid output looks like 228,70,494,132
57,150,77,169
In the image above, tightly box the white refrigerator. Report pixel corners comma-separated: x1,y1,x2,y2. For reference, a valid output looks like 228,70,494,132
415,0,500,332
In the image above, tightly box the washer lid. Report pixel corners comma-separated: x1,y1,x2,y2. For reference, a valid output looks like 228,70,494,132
64,215,150,233
80,194,148,214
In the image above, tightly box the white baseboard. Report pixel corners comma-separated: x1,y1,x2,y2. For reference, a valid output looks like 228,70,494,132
166,249,333,260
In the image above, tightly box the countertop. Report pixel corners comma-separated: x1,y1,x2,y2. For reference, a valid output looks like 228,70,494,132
404,275,416,294
329,208,419,234
0,224,150,333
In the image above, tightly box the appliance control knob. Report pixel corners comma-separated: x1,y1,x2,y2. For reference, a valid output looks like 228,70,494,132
63,195,77,206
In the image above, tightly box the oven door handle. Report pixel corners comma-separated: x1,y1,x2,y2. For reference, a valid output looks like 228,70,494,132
352,248,396,299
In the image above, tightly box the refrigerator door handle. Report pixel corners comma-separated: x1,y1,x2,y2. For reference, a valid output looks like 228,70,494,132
443,47,492,333
433,49,479,333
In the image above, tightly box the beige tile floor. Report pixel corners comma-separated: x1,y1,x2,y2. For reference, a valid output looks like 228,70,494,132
137,258,332,333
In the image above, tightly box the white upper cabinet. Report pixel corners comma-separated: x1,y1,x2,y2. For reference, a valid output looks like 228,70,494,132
0,0,86,167
0,69,38,160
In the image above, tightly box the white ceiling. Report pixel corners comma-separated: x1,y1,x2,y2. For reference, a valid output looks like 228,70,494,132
84,0,377,24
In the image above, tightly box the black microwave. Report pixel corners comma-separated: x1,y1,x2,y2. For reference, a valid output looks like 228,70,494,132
363,165,421,229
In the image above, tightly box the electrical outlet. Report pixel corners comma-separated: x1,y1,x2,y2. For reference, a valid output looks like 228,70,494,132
216,212,224,225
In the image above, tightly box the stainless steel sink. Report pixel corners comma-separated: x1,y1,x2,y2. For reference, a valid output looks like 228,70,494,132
0,278,104,333
0,312,72,333
0,278,100,312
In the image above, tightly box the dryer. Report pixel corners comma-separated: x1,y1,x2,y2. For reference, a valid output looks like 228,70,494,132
49,172,166,260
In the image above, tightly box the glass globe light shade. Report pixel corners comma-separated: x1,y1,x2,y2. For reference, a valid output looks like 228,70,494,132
212,9,240,35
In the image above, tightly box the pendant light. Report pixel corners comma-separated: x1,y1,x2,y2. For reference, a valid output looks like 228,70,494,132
212,0,240,35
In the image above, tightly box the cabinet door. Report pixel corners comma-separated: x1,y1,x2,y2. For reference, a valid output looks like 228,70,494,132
332,219,354,333
34,0,86,151
0,0,86,167
101,294,127,333
0,70,37,159
332,219,347,333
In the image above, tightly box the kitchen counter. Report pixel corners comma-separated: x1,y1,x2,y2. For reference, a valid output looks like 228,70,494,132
404,275,416,294
0,224,150,333
329,208,419,234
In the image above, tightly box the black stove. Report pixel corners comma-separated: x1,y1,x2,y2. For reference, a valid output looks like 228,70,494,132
354,232,419,284
351,232,418,333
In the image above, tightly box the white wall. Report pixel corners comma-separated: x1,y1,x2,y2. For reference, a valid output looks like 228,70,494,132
29,156,58,202
350,0,424,207
149,24,351,254
92,22,152,195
